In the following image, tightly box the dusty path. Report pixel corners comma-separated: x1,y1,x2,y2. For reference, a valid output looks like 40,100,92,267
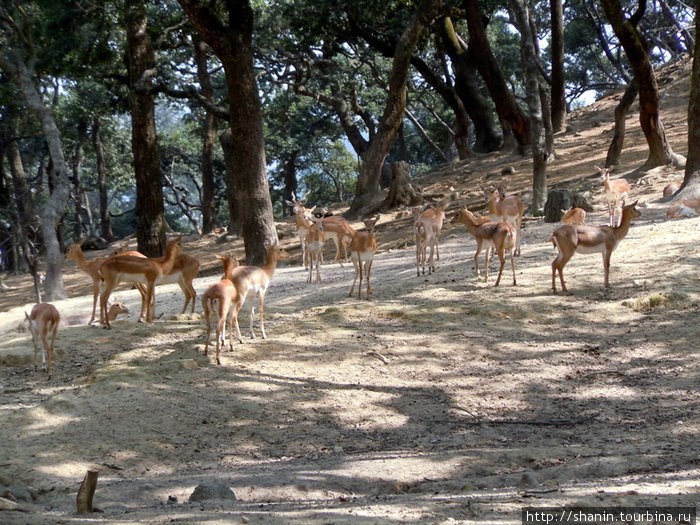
1,191,698,523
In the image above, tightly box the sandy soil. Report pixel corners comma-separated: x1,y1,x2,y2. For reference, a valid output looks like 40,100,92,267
0,60,698,524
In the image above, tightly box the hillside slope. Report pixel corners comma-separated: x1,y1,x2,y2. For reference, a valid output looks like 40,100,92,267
0,59,697,524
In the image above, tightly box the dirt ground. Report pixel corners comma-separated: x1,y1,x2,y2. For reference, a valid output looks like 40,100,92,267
0,60,698,524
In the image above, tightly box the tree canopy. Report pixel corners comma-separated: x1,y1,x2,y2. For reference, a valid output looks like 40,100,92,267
0,0,697,289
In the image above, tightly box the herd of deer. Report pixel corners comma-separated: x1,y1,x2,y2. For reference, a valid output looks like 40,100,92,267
25,164,694,379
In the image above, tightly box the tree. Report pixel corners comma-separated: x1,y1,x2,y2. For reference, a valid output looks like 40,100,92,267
193,36,218,234
600,0,684,169
125,0,167,257
178,0,277,264
463,0,530,154
680,5,700,196
0,4,73,300
550,0,566,132
509,0,548,213
349,0,443,214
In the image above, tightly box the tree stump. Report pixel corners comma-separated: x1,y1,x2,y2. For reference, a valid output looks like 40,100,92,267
377,161,423,211
544,189,572,223
76,469,99,514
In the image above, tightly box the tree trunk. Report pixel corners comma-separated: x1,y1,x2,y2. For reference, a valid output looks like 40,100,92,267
600,0,685,170
179,0,277,265
605,80,638,167
349,0,443,215
510,0,548,213
0,52,71,300
91,115,114,242
71,121,88,240
282,150,299,216
194,37,217,235
4,107,40,277
125,0,166,257
550,0,566,132
377,161,423,211
438,17,502,153
680,7,700,197
463,0,531,154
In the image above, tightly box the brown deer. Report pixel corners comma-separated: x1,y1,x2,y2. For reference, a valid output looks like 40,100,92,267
26,303,60,379
596,165,631,227
349,217,378,298
450,208,517,287
550,201,641,294
201,254,242,365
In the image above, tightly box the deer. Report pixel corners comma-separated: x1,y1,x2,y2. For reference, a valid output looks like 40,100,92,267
413,209,438,276
65,240,147,325
484,182,525,255
98,235,182,328
25,303,60,380
550,200,641,294
450,208,517,287
320,215,356,266
662,182,680,198
201,254,242,365
667,198,700,219
561,207,587,225
306,218,326,283
142,251,201,321
596,165,631,227
349,217,378,299
285,193,312,268
60,301,130,327
229,243,288,340
414,204,447,260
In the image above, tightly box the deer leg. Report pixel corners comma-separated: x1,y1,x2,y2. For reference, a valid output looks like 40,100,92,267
259,296,267,339
365,260,373,297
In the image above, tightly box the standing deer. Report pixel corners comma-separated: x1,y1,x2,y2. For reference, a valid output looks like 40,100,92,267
98,235,182,327
450,208,517,287
65,241,146,325
201,254,242,365
414,204,447,260
349,217,378,298
596,165,631,227
550,201,641,294
484,183,525,255
306,219,326,283
26,303,60,379
229,244,288,340
285,193,312,268
413,209,438,276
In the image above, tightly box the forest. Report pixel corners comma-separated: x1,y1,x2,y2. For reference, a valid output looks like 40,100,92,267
0,0,698,301
1,1,699,523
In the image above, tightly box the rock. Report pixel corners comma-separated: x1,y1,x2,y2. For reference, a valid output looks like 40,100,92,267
188,483,237,502
520,472,539,487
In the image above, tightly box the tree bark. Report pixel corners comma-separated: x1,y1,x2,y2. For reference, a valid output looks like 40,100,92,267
605,80,638,167
510,0,548,213
193,36,217,235
377,161,423,211
91,115,114,242
600,0,685,170
550,0,566,133
463,0,531,154
71,121,89,240
0,50,71,300
178,0,277,264
438,17,502,153
125,0,166,257
680,7,700,196
349,0,443,215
